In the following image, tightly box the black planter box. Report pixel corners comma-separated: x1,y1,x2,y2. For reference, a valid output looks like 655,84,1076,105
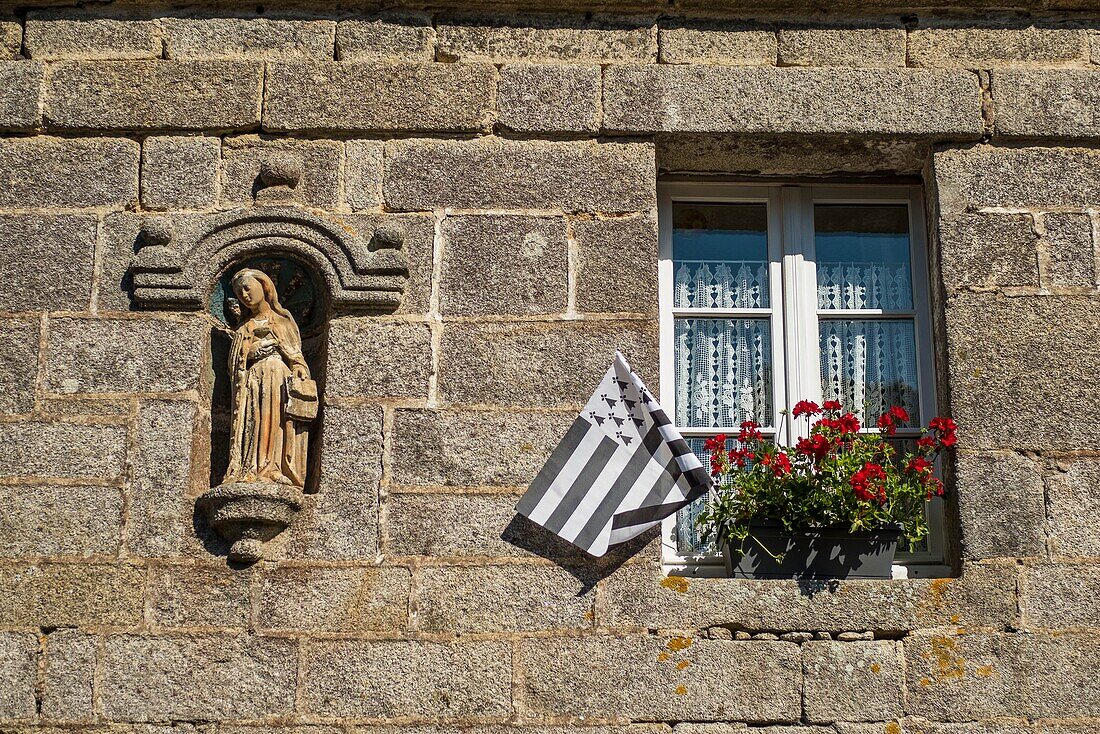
722,523,901,580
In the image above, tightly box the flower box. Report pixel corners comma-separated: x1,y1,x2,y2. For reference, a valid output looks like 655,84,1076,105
723,522,901,580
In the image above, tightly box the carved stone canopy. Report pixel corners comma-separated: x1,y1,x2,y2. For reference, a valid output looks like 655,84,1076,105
130,207,408,314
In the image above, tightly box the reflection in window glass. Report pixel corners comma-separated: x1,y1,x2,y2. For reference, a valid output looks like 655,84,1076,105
675,318,773,429
816,205,912,311
673,203,769,309
820,319,919,426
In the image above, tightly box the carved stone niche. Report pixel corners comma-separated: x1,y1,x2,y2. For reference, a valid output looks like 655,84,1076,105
129,207,408,563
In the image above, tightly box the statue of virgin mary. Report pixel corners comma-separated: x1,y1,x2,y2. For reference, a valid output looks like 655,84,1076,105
223,267,311,488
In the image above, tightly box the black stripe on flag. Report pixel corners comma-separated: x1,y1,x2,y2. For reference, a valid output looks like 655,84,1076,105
515,417,591,516
542,432,619,535
609,457,711,530
570,424,665,551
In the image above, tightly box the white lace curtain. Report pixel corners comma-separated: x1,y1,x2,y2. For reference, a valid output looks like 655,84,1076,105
674,260,768,309
819,320,919,426
817,261,912,311
674,318,772,429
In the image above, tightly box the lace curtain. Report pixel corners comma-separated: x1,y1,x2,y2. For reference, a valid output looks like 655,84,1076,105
817,261,912,311
819,320,919,427
674,318,772,429
674,260,769,309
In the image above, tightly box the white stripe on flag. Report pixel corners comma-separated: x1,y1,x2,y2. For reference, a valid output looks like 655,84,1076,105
523,421,607,526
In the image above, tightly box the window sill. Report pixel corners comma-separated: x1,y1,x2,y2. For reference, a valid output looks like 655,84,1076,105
663,561,953,580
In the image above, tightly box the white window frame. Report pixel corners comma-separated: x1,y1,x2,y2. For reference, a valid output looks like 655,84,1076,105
658,182,948,579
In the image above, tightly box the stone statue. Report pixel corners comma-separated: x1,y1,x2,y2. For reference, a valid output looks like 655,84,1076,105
199,266,318,563
224,267,312,488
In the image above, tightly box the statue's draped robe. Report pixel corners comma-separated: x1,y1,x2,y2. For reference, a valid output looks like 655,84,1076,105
225,312,310,487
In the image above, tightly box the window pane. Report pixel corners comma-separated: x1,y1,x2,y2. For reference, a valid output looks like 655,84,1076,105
675,317,772,428
816,204,913,311
675,437,727,554
673,202,769,308
819,319,919,425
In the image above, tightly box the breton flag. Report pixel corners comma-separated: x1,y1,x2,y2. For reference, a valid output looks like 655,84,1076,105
516,351,713,557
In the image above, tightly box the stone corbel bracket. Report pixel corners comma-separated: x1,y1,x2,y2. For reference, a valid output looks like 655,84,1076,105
130,206,408,313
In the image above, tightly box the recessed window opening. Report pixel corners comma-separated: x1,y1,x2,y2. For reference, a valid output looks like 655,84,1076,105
658,183,946,579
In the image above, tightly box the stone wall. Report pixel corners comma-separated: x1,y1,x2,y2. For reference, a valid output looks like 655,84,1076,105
1,4,1099,733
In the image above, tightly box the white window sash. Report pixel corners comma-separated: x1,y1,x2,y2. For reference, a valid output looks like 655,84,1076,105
658,182,945,576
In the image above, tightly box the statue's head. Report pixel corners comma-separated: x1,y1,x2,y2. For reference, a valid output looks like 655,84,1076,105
231,268,276,313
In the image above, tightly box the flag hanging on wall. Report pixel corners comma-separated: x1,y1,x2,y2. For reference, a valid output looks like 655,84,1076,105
516,351,713,557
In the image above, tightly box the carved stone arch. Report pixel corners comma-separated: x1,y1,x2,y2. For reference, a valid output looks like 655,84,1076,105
130,206,408,314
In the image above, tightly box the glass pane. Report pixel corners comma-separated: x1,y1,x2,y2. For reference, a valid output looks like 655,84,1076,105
675,318,773,429
819,319,919,426
675,437,730,555
815,204,913,311
673,202,769,309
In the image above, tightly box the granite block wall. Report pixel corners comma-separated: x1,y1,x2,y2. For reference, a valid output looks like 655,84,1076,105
0,3,1099,733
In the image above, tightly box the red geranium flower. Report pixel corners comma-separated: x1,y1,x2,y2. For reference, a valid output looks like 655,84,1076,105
703,434,728,452
772,452,792,477
876,413,897,436
906,456,933,474
822,400,843,412
792,400,821,418
738,420,762,443
796,434,831,462
838,413,861,436
916,435,937,450
889,405,910,423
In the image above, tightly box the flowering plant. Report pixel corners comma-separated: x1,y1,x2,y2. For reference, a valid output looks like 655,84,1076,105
694,400,957,553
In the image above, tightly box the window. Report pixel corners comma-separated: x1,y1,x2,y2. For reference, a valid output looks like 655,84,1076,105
658,183,946,578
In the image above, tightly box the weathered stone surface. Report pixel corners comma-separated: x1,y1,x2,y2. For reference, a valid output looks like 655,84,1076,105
221,136,341,208
101,634,297,721
934,145,1100,212
344,212,435,315
909,25,1087,68
336,13,435,60
391,409,573,486
1047,459,1100,557
777,25,906,67
326,318,432,399
906,632,1100,719
418,564,592,632
0,484,123,557
257,566,409,632
386,492,548,557
45,317,205,394
803,641,904,723
955,452,1047,560
937,212,1039,291
345,140,384,210
45,60,264,131
287,405,381,559
140,136,220,210
520,636,801,722
149,564,251,628
0,61,43,130
25,17,162,59
437,15,656,62
994,70,1100,137
129,400,196,557
659,23,776,65
0,421,125,480
0,633,37,719
603,66,983,136
660,135,928,176
0,214,95,312
263,62,495,133
440,215,569,315
303,639,512,717
0,319,39,415
0,137,138,208
438,319,658,407
602,560,1018,632
1,20,21,58
162,18,336,59
1021,564,1100,628
1040,211,1095,287
39,397,132,417
945,293,1100,451
43,629,96,720
384,138,656,213
574,214,658,313
0,563,144,627
497,64,601,133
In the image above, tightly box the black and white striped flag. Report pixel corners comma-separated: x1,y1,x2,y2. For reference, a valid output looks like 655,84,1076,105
516,351,713,557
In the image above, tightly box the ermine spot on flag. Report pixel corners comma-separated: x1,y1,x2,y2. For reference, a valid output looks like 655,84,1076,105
516,351,712,557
